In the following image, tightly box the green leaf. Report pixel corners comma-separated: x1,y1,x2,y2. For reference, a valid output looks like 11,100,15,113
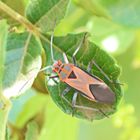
73,0,110,19
42,33,123,121
26,0,70,32
73,0,140,28
15,94,47,128
3,32,42,98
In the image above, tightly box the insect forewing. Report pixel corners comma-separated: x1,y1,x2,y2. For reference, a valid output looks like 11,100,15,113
89,84,115,104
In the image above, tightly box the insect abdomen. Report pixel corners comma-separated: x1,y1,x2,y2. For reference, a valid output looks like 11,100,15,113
89,84,115,104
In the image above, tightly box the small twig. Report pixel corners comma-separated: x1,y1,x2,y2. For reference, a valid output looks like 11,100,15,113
0,1,49,43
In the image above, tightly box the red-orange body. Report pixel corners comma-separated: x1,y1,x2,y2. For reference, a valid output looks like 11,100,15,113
53,60,115,104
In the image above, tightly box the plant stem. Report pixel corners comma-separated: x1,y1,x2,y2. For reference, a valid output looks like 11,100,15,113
0,1,49,43
0,1,64,53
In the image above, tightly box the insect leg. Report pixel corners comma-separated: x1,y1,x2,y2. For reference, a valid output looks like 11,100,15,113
87,61,92,73
43,71,58,84
40,21,57,72
49,75,59,79
39,66,53,72
72,34,87,66
91,60,113,82
60,86,72,106
72,101,99,112
71,92,78,116
63,53,69,64
71,92,99,112
61,89,109,118
72,99,109,118
49,75,59,84
50,20,57,63
88,60,121,85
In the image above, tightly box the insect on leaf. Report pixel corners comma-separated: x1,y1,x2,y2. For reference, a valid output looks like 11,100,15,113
42,33,123,120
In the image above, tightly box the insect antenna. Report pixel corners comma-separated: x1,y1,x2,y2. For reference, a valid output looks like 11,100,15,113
39,21,57,72
50,20,58,63
50,27,56,63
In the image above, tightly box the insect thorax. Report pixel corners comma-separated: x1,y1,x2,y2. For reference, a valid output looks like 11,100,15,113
59,64,73,81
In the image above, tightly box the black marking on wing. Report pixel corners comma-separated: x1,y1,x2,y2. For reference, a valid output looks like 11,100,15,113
68,71,77,79
89,84,115,104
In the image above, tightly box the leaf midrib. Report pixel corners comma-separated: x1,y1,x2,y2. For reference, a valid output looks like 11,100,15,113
36,0,66,24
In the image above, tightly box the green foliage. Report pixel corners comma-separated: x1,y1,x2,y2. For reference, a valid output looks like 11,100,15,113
74,0,140,27
54,5,136,55
0,0,139,140
43,33,122,120
3,32,42,98
26,0,70,32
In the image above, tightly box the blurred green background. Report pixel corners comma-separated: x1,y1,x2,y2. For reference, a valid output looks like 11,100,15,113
1,0,140,140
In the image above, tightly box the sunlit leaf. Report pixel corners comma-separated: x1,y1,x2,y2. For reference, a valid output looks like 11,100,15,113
42,33,122,120
3,32,42,98
26,0,70,32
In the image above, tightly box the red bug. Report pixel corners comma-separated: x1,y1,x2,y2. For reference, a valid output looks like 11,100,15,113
41,32,117,117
